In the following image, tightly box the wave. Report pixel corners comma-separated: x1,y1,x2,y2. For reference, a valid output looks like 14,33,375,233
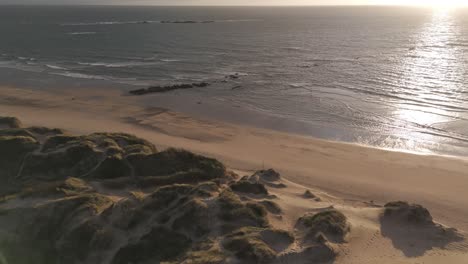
447,42,468,47
17,56,35,61
160,58,182,62
61,20,158,26
68,32,97,35
60,19,258,26
77,61,160,68
52,71,109,80
45,64,68,70
282,46,311,52
51,71,151,86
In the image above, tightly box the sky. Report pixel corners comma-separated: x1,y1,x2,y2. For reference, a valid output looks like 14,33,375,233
0,0,366,5
0,0,466,5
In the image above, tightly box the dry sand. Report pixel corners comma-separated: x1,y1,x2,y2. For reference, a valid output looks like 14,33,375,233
1,85,468,263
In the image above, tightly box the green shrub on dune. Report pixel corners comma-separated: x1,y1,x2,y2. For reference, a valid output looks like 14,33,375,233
91,132,157,152
3,177,93,200
58,219,115,263
41,135,81,152
0,117,291,264
0,116,22,129
222,227,293,264
218,190,269,231
383,201,433,224
124,143,154,156
111,227,191,264
90,154,133,179
27,126,65,135
182,248,226,264
298,209,350,242
128,148,225,178
230,180,269,195
0,136,39,158
19,141,103,182
0,128,36,138
0,135,39,190
172,198,211,236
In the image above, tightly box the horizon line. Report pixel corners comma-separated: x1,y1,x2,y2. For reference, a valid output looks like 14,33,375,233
0,4,459,7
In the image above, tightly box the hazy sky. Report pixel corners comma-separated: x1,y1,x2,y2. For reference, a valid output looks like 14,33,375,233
0,0,406,5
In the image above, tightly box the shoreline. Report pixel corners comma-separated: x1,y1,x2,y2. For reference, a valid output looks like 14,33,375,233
2,84,468,232
1,66,467,157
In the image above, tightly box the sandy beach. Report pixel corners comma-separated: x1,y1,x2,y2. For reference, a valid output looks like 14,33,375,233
1,85,468,263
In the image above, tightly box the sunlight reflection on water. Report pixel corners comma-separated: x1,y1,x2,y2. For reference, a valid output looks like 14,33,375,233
388,8,466,154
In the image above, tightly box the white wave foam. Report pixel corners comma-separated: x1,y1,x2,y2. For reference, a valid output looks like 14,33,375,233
52,71,109,80
46,64,68,70
160,58,182,62
68,32,97,35
17,56,35,61
61,20,159,26
51,71,150,86
77,61,160,68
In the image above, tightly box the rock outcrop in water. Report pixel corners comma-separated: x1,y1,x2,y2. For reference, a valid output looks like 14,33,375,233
0,116,340,264
129,82,210,95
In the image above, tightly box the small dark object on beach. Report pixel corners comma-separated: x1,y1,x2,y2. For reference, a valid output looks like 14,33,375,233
192,82,209,88
227,73,240,79
303,190,316,199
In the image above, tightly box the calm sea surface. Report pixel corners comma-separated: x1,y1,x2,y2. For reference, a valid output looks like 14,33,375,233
1,6,468,156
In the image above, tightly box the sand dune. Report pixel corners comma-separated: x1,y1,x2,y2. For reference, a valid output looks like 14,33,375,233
1,85,468,263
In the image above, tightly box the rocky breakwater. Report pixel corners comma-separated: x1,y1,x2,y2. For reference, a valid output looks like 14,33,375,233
129,82,210,95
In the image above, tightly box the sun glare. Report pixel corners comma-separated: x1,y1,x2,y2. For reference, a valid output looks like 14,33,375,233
374,0,467,7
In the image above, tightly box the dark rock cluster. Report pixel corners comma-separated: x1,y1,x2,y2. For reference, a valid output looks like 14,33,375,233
129,82,210,95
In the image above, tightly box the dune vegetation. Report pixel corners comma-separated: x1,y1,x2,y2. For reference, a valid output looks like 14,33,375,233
0,116,464,264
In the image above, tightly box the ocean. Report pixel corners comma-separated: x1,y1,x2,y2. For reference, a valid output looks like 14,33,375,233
1,5,468,156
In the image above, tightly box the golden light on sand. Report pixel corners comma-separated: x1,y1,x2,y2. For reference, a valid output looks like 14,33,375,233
373,0,467,7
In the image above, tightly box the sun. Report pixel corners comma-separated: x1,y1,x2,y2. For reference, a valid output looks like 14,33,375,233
373,0,467,7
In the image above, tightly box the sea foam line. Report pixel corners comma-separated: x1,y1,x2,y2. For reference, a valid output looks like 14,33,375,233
68,32,97,35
